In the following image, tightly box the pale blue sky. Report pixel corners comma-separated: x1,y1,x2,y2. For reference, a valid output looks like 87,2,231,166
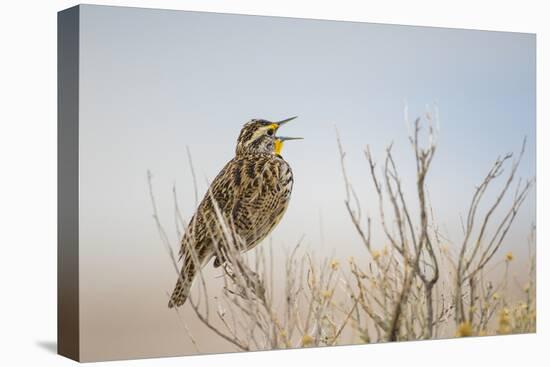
76,5,535,360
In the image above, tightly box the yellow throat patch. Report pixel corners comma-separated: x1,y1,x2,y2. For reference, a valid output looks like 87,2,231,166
274,139,284,155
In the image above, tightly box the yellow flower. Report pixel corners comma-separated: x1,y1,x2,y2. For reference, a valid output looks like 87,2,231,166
497,308,511,334
492,292,500,301
330,259,340,271
505,252,514,262
301,334,314,346
456,322,473,337
321,290,333,299
372,250,381,261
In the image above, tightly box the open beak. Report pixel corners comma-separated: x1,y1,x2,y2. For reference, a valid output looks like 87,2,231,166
271,117,302,155
272,116,302,140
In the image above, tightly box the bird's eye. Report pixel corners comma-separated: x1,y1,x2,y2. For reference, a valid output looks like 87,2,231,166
267,129,274,136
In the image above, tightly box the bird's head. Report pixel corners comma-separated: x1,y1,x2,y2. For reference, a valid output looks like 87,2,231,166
235,116,302,156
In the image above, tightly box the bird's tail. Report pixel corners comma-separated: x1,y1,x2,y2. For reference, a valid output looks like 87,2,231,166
168,254,199,308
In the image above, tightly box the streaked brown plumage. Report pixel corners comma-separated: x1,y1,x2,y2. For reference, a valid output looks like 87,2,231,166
168,117,301,308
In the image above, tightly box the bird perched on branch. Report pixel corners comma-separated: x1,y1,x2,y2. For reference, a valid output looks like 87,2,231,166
168,117,302,308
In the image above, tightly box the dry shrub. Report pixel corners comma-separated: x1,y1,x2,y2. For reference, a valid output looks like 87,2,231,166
148,110,535,350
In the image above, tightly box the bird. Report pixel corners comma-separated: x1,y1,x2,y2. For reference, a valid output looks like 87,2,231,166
168,117,302,308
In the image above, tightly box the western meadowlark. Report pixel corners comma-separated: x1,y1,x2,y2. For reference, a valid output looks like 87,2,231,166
168,117,301,308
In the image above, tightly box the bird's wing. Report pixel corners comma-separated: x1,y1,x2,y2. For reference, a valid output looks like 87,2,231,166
231,155,293,248
178,158,238,260
178,155,293,264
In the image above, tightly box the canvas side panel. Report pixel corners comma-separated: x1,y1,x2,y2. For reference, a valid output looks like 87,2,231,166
57,5,80,362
